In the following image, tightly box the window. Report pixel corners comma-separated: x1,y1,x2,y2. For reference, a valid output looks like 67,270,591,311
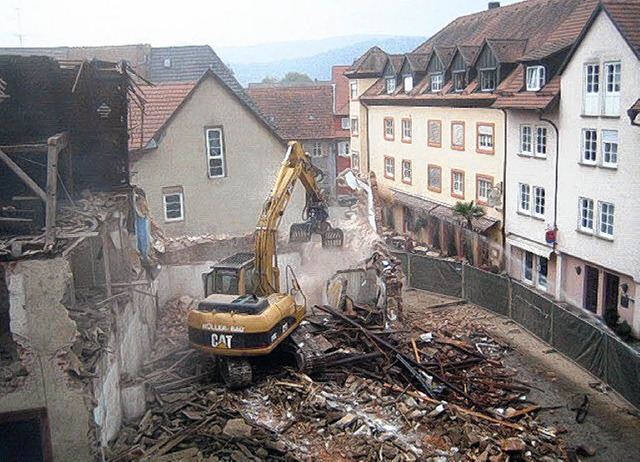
384,156,395,180
351,151,360,171
430,73,443,92
451,170,464,199
453,71,466,92
526,66,546,91
476,123,494,154
537,256,548,290
601,130,618,168
163,58,171,68
384,117,394,140
476,175,493,204
351,117,359,136
428,165,442,192
341,117,350,130
603,62,621,116
401,160,412,184
337,141,349,156
579,197,594,232
163,190,184,222
599,201,614,238
350,81,358,100
312,142,322,157
401,118,412,142
535,126,547,157
582,129,597,164
523,251,534,283
428,120,442,147
404,75,413,92
533,186,545,217
451,121,465,150
386,77,396,94
518,183,530,213
520,125,532,155
480,69,496,91
206,128,225,178
583,64,600,115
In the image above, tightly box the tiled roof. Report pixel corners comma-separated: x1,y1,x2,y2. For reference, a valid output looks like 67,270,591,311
485,39,528,64
457,46,481,65
405,53,430,73
493,74,561,110
346,46,389,78
414,0,597,59
631,99,640,112
434,46,456,68
391,188,499,234
246,84,336,140
332,65,350,115
602,0,640,59
128,82,195,150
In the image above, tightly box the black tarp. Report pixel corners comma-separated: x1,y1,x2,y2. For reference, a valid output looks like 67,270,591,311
410,255,462,298
464,265,509,315
511,282,553,343
604,334,640,408
551,304,607,380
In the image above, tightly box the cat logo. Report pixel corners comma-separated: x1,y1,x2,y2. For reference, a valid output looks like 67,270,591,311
211,333,233,349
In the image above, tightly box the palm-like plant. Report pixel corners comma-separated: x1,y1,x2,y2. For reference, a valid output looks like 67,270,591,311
453,201,485,230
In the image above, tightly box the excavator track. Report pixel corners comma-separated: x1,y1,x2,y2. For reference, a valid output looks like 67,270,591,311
219,357,253,389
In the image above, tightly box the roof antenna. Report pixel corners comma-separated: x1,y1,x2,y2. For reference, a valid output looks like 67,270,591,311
15,8,23,46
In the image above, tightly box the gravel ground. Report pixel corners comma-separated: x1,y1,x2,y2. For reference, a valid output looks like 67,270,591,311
403,288,640,462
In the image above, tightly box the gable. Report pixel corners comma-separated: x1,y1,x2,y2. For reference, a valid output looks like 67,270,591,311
476,44,498,69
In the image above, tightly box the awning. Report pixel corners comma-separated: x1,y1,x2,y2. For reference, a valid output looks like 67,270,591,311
391,188,500,234
506,235,553,258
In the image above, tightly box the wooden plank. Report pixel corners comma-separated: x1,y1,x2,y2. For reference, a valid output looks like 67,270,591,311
0,148,46,201
44,134,65,246
0,144,47,153
101,227,112,297
0,217,33,223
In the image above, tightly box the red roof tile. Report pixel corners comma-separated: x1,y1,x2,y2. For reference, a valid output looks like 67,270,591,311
602,0,640,59
632,99,640,112
246,84,336,140
128,82,194,150
493,74,561,110
346,46,389,78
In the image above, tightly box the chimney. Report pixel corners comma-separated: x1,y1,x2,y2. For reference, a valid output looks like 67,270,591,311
488,2,500,9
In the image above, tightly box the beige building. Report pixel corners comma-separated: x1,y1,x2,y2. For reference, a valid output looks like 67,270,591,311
129,70,303,237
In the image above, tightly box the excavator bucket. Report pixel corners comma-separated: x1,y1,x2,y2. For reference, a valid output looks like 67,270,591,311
289,223,312,242
322,227,344,247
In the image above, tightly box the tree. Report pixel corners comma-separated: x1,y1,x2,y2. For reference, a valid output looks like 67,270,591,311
453,201,485,230
280,72,313,84
261,76,279,84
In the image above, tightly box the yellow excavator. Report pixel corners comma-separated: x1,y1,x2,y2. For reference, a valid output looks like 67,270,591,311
187,142,343,387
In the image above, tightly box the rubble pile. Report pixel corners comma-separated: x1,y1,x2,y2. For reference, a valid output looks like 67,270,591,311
107,296,569,461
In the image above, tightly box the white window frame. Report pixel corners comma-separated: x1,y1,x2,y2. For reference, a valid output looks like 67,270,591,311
532,186,545,218
526,65,546,91
401,160,412,183
603,61,621,116
402,119,412,141
341,117,350,130
477,123,494,152
351,117,359,136
477,178,492,203
163,192,184,222
452,171,464,197
536,256,548,291
598,201,614,239
384,157,395,179
583,64,600,116
312,142,322,157
535,126,547,158
206,128,225,178
523,251,534,284
403,75,413,93
581,129,597,164
384,118,394,140
351,151,360,171
518,183,530,214
337,141,349,157
480,68,496,92
350,81,358,100
520,125,532,155
430,72,443,92
601,129,618,168
385,77,396,94
578,197,594,233
453,71,466,92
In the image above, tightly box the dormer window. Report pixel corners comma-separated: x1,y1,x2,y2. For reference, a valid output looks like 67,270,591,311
386,77,396,94
480,68,496,92
453,71,466,92
430,73,443,92
526,65,546,91
403,75,413,93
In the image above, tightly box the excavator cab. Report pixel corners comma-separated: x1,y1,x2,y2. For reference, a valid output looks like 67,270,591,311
203,252,255,297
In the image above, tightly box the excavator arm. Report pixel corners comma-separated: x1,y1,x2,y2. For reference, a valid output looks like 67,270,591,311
254,141,343,296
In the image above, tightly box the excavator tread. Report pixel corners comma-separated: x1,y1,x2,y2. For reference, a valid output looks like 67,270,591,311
219,357,253,389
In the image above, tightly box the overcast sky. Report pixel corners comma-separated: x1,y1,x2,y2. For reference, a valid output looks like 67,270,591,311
0,0,521,49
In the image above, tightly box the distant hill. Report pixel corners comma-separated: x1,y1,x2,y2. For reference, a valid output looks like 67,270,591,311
217,35,426,86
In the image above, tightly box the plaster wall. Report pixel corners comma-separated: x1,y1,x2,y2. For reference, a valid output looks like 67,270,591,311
349,78,378,173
